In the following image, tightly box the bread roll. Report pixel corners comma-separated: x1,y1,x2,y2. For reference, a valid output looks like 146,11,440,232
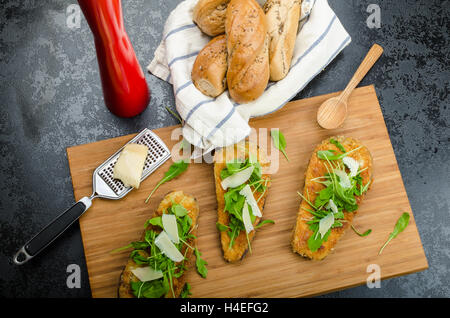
193,0,230,36
264,0,301,81
191,35,228,97
225,0,270,104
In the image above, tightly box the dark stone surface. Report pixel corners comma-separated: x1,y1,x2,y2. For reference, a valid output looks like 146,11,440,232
0,0,448,297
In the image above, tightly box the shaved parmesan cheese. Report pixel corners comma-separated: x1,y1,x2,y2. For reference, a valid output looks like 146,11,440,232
326,199,339,214
221,166,254,190
239,184,262,217
343,156,359,177
334,169,351,189
162,214,179,244
318,213,335,239
154,231,184,262
113,143,148,189
131,266,163,282
242,202,254,234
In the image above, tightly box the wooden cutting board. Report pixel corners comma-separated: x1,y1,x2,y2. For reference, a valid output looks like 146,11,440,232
67,85,428,298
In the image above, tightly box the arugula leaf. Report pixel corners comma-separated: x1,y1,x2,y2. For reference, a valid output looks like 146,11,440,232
255,219,275,229
224,185,247,220
145,160,189,203
194,248,208,278
316,150,336,159
227,214,245,249
220,168,233,180
130,249,152,265
171,203,188,217
315,187,333,208
251,161,262,179
360,179,371,194
271,129,289,162
109,240,150,254
131,278,169,298
330,138,346,153
307,223,331,252
226,159,246,174
180,283,192,298
146,216,163,228
379,212,410,255
216,222,229,232
317,146,362,161
176,214,193,240
351,225,372,237
333,211,345,219
165,106,183,124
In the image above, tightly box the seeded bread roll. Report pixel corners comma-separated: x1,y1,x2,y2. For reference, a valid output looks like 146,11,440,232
191,35,228,97
263,0,302,81
225,0,270,104
193,0,230,36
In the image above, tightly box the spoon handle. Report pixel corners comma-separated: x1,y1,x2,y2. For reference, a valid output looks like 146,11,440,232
340,43,384,101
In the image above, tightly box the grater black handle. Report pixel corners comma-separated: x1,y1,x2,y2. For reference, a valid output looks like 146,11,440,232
13,197,92,265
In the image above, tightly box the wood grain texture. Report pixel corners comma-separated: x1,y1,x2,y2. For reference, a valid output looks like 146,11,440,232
67,85,428,298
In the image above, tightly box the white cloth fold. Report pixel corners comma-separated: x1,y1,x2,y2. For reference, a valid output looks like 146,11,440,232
148,0,351,149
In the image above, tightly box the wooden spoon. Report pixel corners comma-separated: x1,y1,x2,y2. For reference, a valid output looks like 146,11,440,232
317,43,384,129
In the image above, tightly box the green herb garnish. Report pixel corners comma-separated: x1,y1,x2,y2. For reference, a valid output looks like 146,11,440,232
145,160,189,203
131,276,170,298
216,222,229,232
165,106,183,124
194,247,208,278
351,225,372,237
180,283,192,298
146,216,163,228
255,219,275,229
330,138,346,153
271,129,289,162
109,241,149,254
378,212,410,255
317,146,362,161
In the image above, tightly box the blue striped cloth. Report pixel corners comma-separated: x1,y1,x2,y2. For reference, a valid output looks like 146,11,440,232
148,0,351,149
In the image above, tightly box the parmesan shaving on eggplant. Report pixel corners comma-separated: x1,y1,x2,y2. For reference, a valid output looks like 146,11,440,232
162,213,179,244
131,266,163,282
242,202,254,234
154,231,184,262
343,156,359,177
221,166,254,190
334,169,352,189
239,184,262,217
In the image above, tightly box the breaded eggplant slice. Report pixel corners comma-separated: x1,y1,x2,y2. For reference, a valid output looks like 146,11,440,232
118,191,199,298
291,136,373,260
213,141,271,262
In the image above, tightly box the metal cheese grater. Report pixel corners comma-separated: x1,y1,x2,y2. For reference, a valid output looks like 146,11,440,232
13,128,171,265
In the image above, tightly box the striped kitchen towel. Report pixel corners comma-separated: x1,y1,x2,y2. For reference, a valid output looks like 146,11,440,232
148,0,351,149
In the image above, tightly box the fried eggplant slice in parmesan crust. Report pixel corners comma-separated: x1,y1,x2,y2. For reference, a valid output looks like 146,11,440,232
291,136,373,260
213,142,271,262
118,191,199,298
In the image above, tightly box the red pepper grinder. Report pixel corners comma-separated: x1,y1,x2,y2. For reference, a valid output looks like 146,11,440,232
78,0,150,118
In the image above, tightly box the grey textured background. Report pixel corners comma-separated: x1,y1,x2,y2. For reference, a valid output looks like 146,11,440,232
0,0,448,297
